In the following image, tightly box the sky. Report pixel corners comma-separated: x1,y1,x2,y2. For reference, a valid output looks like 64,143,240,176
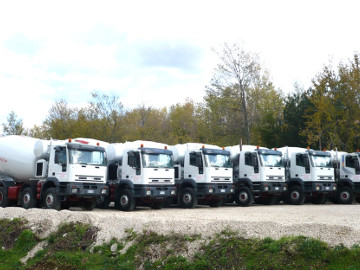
0,0,359,130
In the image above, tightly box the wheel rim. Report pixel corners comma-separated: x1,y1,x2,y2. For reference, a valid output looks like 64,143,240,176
341,191,350,201
183,193,192,204
46,193,54,207
291,191,300,200
23,193,31,204
120,194,129,207
239,192,248,202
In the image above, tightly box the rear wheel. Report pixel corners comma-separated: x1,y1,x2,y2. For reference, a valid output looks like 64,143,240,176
311,195,327,204
21,187,37,209
151,200,165,209
286,186,305,205
336,186,353,204
235,186,253,207
209,197,223,207
82,200,96,211
0,186,9,207
43,187,61,210
115,189,135,211
179,187,198,208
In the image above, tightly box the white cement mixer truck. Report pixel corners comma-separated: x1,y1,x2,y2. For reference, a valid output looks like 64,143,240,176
278,147,336,204
98,141,176,211
225,145,286,206
0,135,108,210
330,150,360,204
169,143,233,208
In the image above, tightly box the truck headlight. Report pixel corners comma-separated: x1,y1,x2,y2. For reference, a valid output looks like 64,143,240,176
71,187,78,194
146,190,152,195
209,188,214,193
316,185,320,191
171,189,176,195
101,189,107,195
284,187,287,191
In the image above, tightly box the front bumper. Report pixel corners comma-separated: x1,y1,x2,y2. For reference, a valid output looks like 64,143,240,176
58,182,108,197
135,185,177,198
201,183,235,196
259,182,287,194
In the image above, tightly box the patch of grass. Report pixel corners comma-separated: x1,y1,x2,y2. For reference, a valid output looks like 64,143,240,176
2,217,360,270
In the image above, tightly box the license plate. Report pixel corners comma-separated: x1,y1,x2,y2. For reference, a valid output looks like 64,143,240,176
87,190,94,194
221,189,225,193
160,191,165,195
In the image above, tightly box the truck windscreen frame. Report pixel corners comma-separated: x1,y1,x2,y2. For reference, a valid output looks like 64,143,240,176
259,153,284,167
68,149,107,166
204,153,232,168
142,153,174,168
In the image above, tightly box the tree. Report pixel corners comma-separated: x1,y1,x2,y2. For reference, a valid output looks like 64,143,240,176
2,111,25,136
43,99,78,139
208,43,262,144
87,92,125,143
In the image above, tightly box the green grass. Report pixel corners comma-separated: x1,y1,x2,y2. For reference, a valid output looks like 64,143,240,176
1,218,360,269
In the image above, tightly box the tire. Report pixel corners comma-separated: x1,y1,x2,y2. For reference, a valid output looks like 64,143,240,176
336,186,353,204
235,186,253,207
151,200,165,210
311,195,327,204
115,189,135,211
0,186,9,208
21,187,37,209
82,200,96,211
286,186,305,205
96,196,110,209
259,196,277,205
179,187,198,208
209,197,223,208
43,187,61,210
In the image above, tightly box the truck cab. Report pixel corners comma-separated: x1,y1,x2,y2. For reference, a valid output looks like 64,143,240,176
332,151,360,204
285,149,336,204
106,146,176,211
232,148,286,206
174,147,233,208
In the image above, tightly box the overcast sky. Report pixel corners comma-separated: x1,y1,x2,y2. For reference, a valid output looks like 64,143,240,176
0,0,359,130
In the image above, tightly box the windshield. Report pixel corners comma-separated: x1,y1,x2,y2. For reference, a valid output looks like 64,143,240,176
142,153,173,168
259,154,283,167
205,154,232,168
69,149,107,166
311,155,332,168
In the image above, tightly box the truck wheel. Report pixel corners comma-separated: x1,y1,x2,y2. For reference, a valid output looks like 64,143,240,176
235,186,253,207
179,187,197,208
151,200,165,210
115,189,135,211
96,196,110,209
21,187,37,209
43,188,61,210
336,186,353,204
286,186,305,205
82,200,96,211
311,195,327,204
209,197,223,207
0,186,9,207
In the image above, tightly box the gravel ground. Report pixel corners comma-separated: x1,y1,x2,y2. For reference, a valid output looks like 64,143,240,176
1,203,360,247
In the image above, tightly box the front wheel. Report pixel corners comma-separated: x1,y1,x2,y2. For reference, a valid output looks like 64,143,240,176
115,189,135,211
0,186,9,207
179,187,198,208
235,186,253,207
286,186,305,205
336,186,353,204
21,187,37,209
43,187,61,210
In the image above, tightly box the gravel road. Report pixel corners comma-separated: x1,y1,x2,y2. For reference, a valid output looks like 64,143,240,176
1,204,360,247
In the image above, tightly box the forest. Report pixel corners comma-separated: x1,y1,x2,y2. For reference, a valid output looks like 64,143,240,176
2,43,360,152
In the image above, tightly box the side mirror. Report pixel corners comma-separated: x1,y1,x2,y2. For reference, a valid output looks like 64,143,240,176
303,155,310,173
251,153,259,173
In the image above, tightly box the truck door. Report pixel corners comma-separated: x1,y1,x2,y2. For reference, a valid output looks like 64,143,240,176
52,146,68,181
126,151,141,184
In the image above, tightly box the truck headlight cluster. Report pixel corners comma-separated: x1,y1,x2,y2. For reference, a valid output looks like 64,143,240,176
209,188,214,193
101,189,107,195
71,186,78,194
316,185,320,191
171,189,176,195
146,190,152,195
